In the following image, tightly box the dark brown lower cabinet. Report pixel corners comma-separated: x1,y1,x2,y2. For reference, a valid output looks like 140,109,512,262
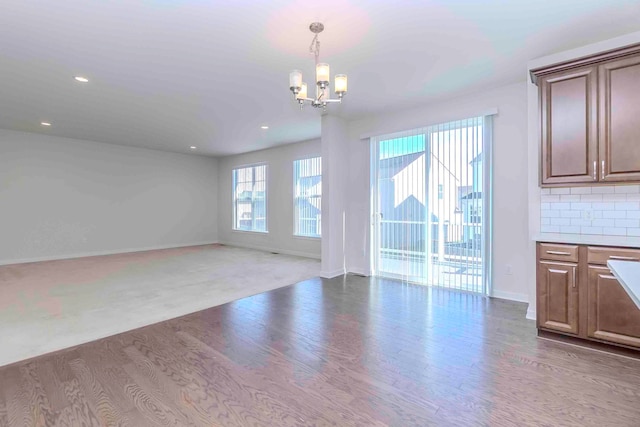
537,261,579,334
537,243,640,354
587,266,640,348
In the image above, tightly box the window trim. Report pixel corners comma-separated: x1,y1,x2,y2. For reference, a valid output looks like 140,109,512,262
232,162,268,233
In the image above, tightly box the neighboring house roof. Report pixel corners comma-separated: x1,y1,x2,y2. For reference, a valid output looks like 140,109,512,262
470,152,483,165
298,198,321,214
389,151,461,208
379,152,423,178
298,176,322,210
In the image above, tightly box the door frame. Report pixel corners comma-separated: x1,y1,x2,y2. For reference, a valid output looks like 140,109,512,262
369,116,493,296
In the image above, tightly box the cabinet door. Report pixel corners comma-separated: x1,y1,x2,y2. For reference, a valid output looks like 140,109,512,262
540,66,598,185
537,261,579,334
600,55,640,182
587,266,640,348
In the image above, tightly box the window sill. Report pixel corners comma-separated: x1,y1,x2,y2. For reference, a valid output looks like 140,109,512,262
232,229,269,234
293,234,321,240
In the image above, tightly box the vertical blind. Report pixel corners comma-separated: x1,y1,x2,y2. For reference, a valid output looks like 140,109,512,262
233,164,267,232
371,116,492,295
294,157,322,237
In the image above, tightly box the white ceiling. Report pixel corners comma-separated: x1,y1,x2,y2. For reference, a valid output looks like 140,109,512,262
2,0,639,156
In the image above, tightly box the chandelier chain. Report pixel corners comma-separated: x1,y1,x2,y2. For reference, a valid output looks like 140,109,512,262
309,35,320,63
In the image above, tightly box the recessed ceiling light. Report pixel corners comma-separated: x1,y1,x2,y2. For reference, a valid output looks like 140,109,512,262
261,125,269,130
190,146,197,150
40,122,52,126
74,76,89,83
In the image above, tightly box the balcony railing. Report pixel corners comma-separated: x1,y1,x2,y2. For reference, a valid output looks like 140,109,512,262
379,219,482,264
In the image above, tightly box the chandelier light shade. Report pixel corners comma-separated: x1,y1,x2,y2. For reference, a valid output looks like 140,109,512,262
316,63,330,86
289,70,302,93
334,74,348,95
289,22,347,110
297,82,308,100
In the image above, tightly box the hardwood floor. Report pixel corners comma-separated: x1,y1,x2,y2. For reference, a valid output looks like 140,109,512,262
1,275,639,426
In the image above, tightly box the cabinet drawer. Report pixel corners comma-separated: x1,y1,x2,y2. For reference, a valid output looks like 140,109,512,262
587,246,640,265
539,243,579,262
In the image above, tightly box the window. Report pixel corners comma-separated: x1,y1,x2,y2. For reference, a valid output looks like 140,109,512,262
294,157,322,237
233,164,267,232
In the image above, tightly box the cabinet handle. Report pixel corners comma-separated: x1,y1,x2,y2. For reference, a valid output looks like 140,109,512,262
609,255,639,261
573,268,576,288
593,161,597,180
602,160,605,180
546,250,571,256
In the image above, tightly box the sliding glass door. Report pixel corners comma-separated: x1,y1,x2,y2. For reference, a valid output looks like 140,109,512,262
371,116,492,295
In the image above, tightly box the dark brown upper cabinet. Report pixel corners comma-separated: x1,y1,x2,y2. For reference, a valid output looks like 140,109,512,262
539,66,598,185
599,55,640,182
531,44,640,187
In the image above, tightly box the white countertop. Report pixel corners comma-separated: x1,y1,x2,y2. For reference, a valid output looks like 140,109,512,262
534,233,640,249
607,260,640,310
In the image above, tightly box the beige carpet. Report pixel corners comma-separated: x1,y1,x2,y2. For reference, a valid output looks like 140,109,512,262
0,244,320,367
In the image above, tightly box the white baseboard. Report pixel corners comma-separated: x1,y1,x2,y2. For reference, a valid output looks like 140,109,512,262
320,268,346,279
0,241,219,266
218,241,321,260
526,305,536,321
347,267,370,277
491,290,529,303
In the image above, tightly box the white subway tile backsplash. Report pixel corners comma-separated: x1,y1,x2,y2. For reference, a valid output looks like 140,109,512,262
592,202,615,211
580,194,603,202
560,210,581,218
560,195,581,202
591,186,616,194
615,202,640,211
603,227,627,236
614,185,640,194
581,226,603,235
571,187,592,195
615,219,640,228
602,210,626,219
550,218,572,226
627,210,640,219
592,219,615,227
571,202,591,210
561,226,581,234
540,185,640,237
541,195,560,203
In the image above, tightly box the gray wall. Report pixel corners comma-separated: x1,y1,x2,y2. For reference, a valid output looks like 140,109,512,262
217,138,321,258
0,129,218,264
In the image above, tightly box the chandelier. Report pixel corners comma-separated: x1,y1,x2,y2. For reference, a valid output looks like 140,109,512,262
289,22,348,110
